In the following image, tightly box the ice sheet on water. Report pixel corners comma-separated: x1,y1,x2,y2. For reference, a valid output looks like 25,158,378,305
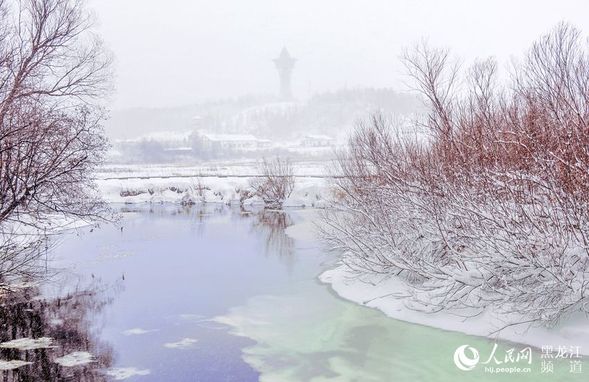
0,360,32,370
163,337,198,349
105,367,150,380
122,328,158,336
54,352,94,367
0,337,54,350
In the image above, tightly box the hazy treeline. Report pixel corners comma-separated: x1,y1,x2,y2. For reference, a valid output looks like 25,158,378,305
106,88,422,140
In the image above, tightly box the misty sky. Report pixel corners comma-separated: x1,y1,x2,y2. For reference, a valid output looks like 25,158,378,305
88,0,589,110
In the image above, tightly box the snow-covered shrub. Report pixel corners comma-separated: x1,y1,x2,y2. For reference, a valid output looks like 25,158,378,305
250,157,295,209
323,23,589,328
119,189,147,197
237,188,255,205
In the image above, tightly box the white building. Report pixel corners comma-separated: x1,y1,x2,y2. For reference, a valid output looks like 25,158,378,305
300,134,335,147
196,131,272,152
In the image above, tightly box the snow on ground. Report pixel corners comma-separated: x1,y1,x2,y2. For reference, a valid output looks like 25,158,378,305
284,209,321,242
280,214,589,356
96,162,332,208
319,263,589,356
97,160,330,179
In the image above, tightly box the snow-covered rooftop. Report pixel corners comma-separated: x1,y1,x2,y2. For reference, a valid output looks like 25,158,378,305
303,134,334,140
118,131,193,143
198,132,270,143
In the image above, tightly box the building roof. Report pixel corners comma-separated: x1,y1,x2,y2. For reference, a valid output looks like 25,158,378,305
303,134,334,141
198,132,270,143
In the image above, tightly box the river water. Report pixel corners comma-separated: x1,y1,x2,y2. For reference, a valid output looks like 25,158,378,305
0,204,583,381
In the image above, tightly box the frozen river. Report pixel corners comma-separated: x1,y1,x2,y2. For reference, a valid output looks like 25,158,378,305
0,205,582,381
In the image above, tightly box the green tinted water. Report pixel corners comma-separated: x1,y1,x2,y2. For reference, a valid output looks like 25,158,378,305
218,278,584,381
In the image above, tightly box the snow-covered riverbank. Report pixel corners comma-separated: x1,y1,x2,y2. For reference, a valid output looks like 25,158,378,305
95,162,332,207
284,214,589,356
319,264,589,355
96,175,330,207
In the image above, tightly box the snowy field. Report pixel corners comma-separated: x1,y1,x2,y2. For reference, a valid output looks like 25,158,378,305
96,160,333,207
97,159,331,179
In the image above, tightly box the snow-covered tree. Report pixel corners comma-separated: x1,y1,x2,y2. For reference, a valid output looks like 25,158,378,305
0,0,111,279
323,23,589,328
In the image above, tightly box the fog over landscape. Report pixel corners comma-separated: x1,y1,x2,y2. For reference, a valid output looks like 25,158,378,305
87,1,589,155
90,0,589,109
3,1,589,380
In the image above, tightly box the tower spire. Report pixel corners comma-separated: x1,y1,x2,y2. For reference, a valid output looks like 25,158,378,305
273,47,296,101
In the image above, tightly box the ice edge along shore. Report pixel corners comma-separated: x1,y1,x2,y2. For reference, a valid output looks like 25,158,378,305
283,214,589,357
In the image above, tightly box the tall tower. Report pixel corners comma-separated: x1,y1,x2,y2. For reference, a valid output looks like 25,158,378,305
273,47,296,101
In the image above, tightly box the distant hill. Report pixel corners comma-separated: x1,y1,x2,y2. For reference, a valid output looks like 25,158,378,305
104,88,424,141
104,95,274,140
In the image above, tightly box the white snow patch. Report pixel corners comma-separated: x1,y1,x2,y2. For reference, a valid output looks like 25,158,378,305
0,360,32,370
122,328,158,336
54,352,94,367
95,163,331,208
0,337,54,350
284,219,317,242
321,264,589,355
49,318,64,326
105,367,150,380
163,337,198,349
